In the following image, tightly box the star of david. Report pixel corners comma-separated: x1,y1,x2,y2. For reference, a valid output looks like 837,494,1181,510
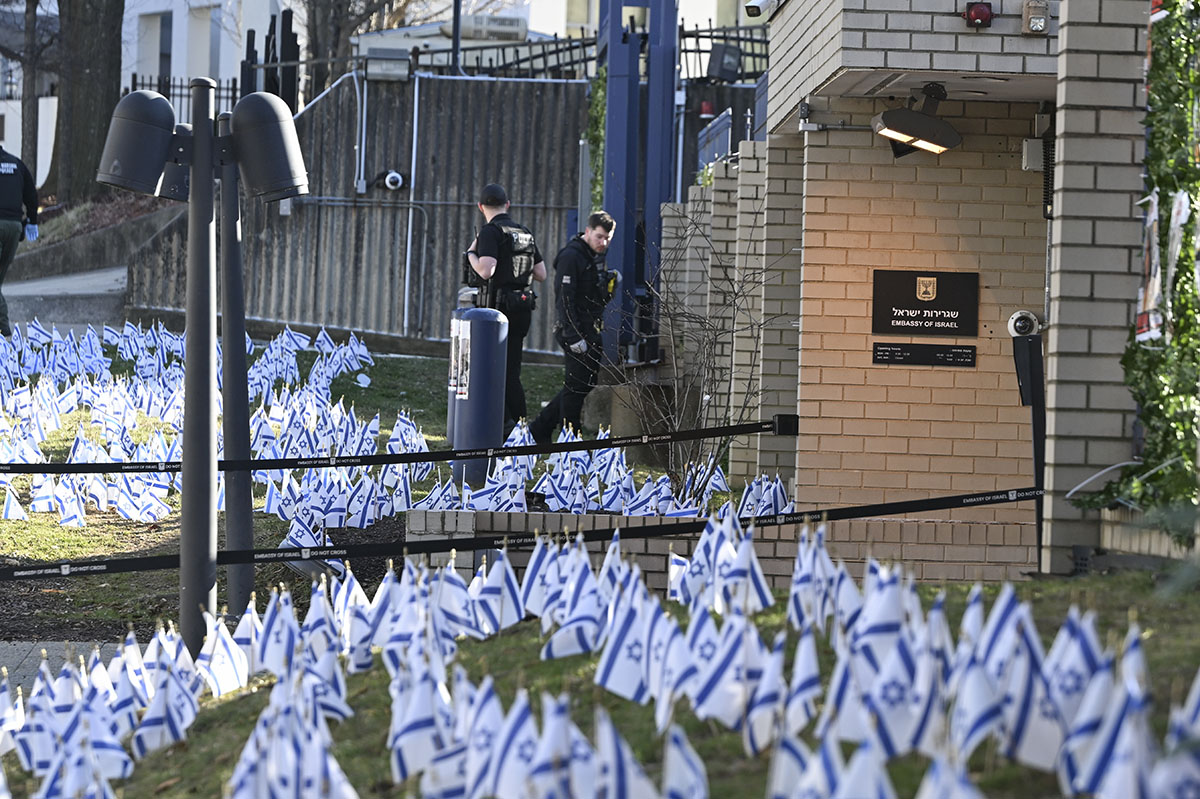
473,730,493,751
457,758,468,777
717,562,732,579
653,641,665,662
733,665,744,682
517,739,537,762
698,641,717,661
688,562,704,578
571,740,592,761
880,679,907,708
1038,696,1059,721
626,641,644,662
1058,668,1084,697
1172,776,1200,799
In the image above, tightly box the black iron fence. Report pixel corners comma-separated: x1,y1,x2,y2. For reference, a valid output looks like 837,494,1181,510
127,74,241,118
412,36,599,80
679,24,768,82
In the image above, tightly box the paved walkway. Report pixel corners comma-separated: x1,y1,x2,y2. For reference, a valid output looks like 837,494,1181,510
4,265,127,340
2,266,129,697
0,641,121,697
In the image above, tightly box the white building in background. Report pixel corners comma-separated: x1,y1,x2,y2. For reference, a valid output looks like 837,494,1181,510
520,0,749,37
120,0,301,88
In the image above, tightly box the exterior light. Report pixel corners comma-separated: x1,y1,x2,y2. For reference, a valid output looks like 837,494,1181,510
97,90,176,195
230,92,310,202
1022,0,1048,34
963,2,993,27
871,83,962,157
365,48,412,81
98,80,309,657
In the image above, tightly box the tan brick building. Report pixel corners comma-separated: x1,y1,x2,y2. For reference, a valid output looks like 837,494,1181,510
660,0,1147,575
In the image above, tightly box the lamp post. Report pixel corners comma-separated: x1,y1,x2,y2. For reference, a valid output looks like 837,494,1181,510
218,110,255,616
98,81,308,655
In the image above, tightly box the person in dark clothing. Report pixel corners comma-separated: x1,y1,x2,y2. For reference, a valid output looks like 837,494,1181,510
464,183,546,430
0,147,37,337
529,211,616,445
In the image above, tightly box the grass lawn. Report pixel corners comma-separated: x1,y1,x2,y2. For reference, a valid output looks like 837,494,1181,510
2,337,1197,798
2,569,1195,798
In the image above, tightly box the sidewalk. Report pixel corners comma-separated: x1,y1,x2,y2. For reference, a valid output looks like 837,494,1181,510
4,264,127,338
0,640,120,697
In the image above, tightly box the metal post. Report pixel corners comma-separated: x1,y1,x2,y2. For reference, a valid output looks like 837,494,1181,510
601,6,643,363
452,0,463,74
217,111,254,617
180,78,218,656
644,0,678,362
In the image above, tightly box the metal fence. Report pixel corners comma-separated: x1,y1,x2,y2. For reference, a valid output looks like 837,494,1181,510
413,37,599,80
127,74,588,354
678,25,768,82
127,74,240,121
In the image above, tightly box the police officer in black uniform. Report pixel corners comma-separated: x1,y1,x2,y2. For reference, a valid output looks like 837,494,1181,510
529,211,616,445
0,146,37,336
464,183,546,430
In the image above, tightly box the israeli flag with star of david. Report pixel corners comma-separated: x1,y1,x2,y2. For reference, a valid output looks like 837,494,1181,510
595,581,650,703
489,688,542,799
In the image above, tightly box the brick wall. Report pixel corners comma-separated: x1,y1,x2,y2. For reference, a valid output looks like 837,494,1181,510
406,510,1035,589
767,0,1060,131
729,143,768,480
767,0,842,130
791,95,1044,549
757,133,806,481
708,161,743,453
1042,0,1145,573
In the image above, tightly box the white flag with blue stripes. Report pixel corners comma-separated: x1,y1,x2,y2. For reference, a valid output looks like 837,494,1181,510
663,723,708,799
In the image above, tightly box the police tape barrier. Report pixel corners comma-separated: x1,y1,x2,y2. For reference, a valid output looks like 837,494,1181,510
0,484,1042,583
0,415,798,476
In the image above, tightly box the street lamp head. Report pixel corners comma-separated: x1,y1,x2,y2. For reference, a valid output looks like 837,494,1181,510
157,123,192,203
231,92,309,203
97,90,177,195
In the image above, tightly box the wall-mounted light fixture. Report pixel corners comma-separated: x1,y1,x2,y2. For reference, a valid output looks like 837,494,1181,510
871,82,962,157
963,1,993,27
1022,0,1049,34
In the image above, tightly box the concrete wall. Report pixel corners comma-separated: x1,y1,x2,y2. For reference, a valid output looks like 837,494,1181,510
1042,0,1146,573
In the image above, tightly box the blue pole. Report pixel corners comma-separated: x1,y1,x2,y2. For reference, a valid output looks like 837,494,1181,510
644,0,678,357
601,1,644,362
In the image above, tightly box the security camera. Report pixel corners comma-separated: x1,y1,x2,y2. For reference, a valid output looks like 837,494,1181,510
744,0,779,18
384,170,405,191
1007,310,1041,337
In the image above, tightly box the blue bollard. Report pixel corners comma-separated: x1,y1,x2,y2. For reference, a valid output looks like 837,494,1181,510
452,307,508,487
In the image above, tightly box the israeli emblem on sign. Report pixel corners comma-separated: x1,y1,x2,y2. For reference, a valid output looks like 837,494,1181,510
158,461,166,471
642,435,649,444
301,548,311,560
1008,490,1018,501
916,277,937,301
328,457,337,466
60,564,70,575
